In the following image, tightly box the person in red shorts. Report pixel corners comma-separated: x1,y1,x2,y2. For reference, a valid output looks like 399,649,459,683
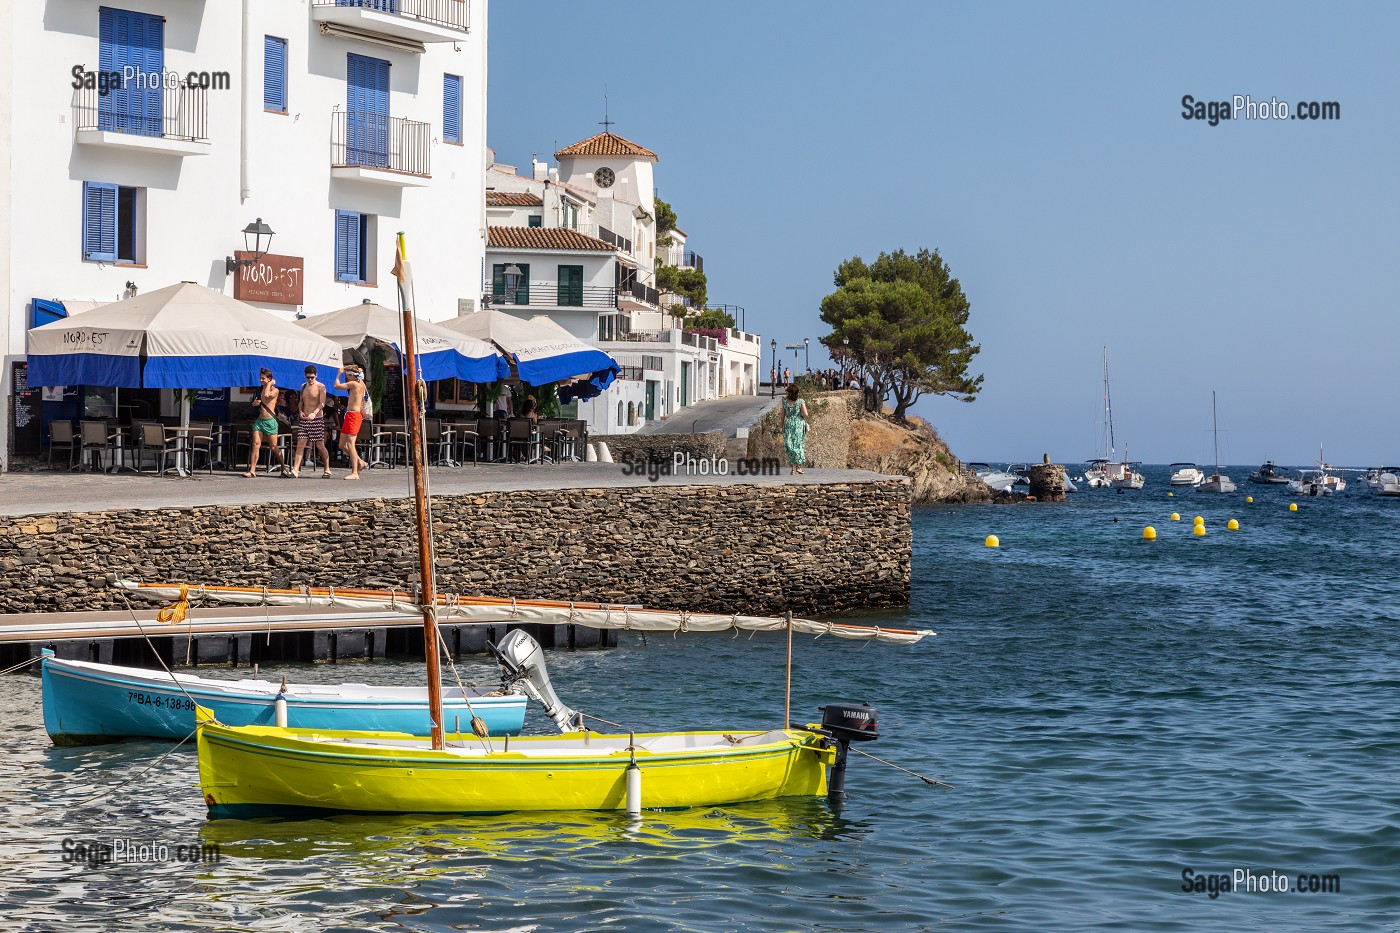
334,365,370,480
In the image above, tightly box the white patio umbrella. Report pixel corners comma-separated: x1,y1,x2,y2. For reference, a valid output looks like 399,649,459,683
27,282,343,472
296,299,507,383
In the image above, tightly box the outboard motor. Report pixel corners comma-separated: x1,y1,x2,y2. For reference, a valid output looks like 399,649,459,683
819,702,878,802
488,630,583,733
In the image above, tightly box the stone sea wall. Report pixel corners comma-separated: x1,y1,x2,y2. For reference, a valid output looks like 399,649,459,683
0,481,911,616
590,432,728,464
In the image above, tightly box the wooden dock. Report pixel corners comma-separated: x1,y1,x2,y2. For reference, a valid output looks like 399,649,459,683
0,604,614,670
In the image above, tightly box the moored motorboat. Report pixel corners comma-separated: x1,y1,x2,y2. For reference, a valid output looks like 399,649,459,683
1169,463,1205,487
1287,446,1345,497
1083,459,1111,488
969,462,1019,493
1249,461,1289,484
1373,471,1400,497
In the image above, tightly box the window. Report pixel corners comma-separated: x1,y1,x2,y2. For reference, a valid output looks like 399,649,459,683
491,263,530,305
561,199,579,230
264,36,288,113
557,265,584,307
443,73,462,144
335,210,371,283
82,181,141,263
528,215,542,228
99,8,164,137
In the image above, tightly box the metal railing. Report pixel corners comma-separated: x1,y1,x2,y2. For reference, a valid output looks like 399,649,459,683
608,330,675,344
331,110,431,177
615,366,645,382
587,225,633,254
683,250,703,272
490,283,617,309
621,281,660,308
311,0,471,31
73,81,209,143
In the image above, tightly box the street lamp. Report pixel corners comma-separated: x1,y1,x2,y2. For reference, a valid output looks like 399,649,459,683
503,264,523,304
224,218,275,274
769,338,777,398
803,337,810,373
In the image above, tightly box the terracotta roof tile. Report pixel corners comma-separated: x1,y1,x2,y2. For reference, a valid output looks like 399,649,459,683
486,192,544,207
554,131,658,161
487,227,618,252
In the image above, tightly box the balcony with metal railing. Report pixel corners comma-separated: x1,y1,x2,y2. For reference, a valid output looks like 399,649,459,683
488,283,617,310
73,81,210,156
582,225,633,254
312,0,472,44
330,110,431,186
613,276,661,312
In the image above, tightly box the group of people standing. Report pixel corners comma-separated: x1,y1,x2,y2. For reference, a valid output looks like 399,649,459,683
242,365,372,480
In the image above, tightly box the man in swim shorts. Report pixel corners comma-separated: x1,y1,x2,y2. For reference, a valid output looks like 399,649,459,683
335,365,370,480
244,368,290,477
291,365,331,478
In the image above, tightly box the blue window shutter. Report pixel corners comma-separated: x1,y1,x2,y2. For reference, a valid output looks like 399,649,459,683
99,9,163,136
264,36,287,112
335,210,362,282
83,182,118,262
443,74,461,144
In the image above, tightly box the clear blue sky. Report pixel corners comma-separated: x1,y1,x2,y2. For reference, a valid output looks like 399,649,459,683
488,1,1399,466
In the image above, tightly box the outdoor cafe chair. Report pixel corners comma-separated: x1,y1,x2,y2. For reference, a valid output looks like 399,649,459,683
79,419,124,472
506,417,542,464
368,421,406,468
186,421,217,474
137,422,179,476
453,420,479,464
48,420,77,470
423,417,458,467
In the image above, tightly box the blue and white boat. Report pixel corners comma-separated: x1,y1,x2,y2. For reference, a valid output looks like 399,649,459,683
40,650,527,745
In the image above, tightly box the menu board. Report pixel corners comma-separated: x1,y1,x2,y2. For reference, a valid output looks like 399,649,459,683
11,363,41,452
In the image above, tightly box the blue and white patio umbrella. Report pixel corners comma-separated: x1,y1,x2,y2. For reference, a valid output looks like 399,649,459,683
295,300,508,383
25,282,343,390
441,309,619,390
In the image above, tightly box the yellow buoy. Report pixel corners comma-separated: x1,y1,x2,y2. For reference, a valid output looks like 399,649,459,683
985,535,1000,548
1227,519,1240,530
1193,515,1205,526
1170,512,1180,522
1246,496,1254,504
1167,492,1174,497
1143,526,1157,541
1193,525,1206,536
1289,503,1298,512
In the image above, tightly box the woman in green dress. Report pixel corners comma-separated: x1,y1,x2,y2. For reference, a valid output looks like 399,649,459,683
782,383,810,474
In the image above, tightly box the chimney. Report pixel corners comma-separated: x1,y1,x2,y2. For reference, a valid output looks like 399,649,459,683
548,167,559,183
532,159,547,182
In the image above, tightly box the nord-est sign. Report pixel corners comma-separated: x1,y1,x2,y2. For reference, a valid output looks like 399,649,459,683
233,252,304,306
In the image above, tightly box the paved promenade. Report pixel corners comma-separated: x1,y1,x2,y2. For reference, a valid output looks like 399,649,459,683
0,463,897,518
634,394,781,437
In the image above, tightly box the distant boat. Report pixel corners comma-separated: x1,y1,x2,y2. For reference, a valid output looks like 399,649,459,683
1373,471,1400,497
1108,446,1145,490
1248,461,1290,484
1083,458,1111,489
1169,463,1205,487
1288,447,1345,496
969,462,1020,492
1197,392,1236,494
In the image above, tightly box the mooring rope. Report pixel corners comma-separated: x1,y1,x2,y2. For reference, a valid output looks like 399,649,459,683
0,656,40,676
70,728,198,809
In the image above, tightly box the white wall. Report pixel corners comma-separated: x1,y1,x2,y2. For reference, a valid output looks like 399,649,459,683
2,1,488,466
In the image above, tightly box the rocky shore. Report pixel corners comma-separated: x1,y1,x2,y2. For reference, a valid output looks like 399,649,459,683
747,391,991,505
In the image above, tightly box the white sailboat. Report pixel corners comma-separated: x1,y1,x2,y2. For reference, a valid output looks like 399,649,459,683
1198,392,1236,494
1088,348,1143,488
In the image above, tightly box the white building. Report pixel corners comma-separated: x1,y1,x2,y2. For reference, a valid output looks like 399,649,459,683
483,131,761,435
0,0,488,468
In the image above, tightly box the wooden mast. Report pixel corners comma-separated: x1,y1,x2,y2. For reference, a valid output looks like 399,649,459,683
394,232,445,751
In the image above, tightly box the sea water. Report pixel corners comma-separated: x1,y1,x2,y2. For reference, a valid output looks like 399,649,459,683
1,465,1397,931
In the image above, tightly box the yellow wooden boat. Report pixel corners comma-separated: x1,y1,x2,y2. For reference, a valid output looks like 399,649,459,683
197,707,834,818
